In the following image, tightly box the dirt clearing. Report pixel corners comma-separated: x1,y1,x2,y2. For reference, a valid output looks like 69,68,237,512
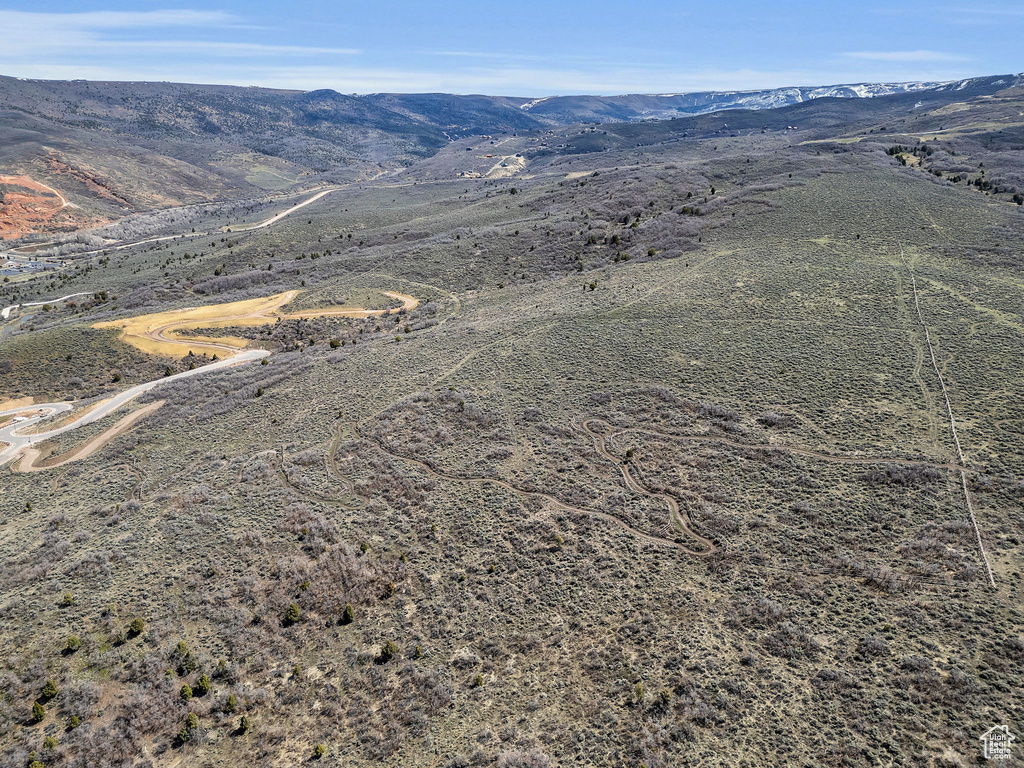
94,290,419,358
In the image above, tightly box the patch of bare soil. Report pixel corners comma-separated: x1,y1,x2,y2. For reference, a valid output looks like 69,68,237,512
0,396,35,411
0,175,67,239
14,401,164,472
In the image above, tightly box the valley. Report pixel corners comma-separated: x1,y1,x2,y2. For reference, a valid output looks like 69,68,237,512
0,73,1022,768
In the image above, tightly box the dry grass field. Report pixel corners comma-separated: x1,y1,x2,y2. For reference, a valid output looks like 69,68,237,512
94,290,418,358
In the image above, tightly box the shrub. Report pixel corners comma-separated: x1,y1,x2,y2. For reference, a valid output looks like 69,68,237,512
64,635,82,653
313,743,327,759
239,715,252,734
861,464,941,487
497,749,551,768
128,617,145,637
341,604,355,624
857,635,890,657
195,674,211,696
172,641,199,674
633,682,645,705
758,411,793,428
377,641,398,664
284,603,300,626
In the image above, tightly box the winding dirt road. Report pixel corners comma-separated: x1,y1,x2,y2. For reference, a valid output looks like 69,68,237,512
353,420,716,556
15,401,164,471
350,411,985,564
98,289,418,359
2,288,416,468
4,186,339,262
580,417,716,553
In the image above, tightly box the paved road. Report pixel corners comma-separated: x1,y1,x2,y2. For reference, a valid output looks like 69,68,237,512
0,348,269,467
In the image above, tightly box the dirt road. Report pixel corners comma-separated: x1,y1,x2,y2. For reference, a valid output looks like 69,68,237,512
97,289,418,358
2,292,91,320
355,420,716,556
7,186,339,262
0,349,268,468
225,188,335,231
15,401,164,471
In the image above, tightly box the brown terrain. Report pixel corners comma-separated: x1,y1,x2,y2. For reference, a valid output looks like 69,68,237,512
0,174,76,239
44,154,133,209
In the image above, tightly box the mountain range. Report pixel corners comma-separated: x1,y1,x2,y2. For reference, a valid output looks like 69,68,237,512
0,72,1021,238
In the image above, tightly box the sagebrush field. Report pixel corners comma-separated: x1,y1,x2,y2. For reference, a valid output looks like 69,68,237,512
1,78,1023,768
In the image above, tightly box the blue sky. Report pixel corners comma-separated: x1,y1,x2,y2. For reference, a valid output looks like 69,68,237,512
0,1,1021,95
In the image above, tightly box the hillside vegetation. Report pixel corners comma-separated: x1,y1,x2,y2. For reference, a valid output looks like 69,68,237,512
0,77,1022,768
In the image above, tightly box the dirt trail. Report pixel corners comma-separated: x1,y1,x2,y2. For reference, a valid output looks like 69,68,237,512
339,414,965,588
615,425,973,473
23,186,337,261
581,418,716,554
354,420,716,556
353,406,981,561
278,291,418,319
2,292,90,321
0,174,74,239
14,401,163,472
900,247,996,588
226,187,335,231
895,270,942,449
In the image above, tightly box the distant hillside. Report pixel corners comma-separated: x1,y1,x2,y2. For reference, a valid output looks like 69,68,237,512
363,76,1023,127
0,73,1020,238
369,80,949,126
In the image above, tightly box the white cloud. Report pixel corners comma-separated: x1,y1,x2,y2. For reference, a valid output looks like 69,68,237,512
0,9,987,96
0,10,358,61
938,4,1024,23
0,9,236,30
842,50,970,62
99,41,360,57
